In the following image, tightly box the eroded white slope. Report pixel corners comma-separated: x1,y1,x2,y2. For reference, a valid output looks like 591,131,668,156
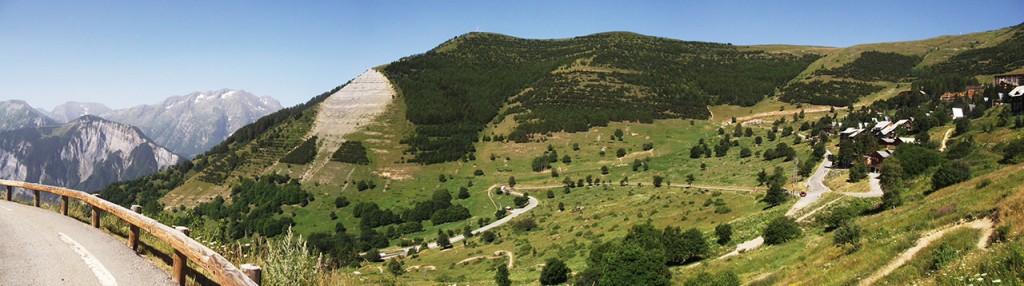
302,70,394,181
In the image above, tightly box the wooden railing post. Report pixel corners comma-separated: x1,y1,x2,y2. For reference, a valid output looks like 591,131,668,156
5,186,10,201
174,226,191,286
91,206,101,228
91,194,101,228
129,205,142,252
33,190,40,207
60,195,69,216
241,264,262,285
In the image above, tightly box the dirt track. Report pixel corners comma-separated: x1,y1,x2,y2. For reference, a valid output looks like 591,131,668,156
733,106,832,125
859,218,995,286
456,250,515,269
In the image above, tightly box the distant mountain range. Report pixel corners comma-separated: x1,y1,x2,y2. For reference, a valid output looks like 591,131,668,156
0,100,59,131
0,115,181,192
98,89,283,158
0,89,281,192
28,89,283,158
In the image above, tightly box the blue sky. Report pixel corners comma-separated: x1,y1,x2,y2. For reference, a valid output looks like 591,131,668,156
1,1,1021,110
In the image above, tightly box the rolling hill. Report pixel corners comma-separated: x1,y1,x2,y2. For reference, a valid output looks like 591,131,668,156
92,23,1024,285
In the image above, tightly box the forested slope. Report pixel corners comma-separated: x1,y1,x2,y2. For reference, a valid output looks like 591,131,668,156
779,23,1024,106
384,32,819,163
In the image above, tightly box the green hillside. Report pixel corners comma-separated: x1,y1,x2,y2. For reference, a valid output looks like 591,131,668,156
86,23,1024,285
384,32,820,164
778,23,1024,107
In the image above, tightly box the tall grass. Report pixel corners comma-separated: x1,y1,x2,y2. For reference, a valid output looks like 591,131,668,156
216,228,359,286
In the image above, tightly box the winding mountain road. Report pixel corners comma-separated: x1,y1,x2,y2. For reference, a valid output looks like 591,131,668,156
703,150,884,264
0,200,174,286
380,185,541,259
786,150,834,217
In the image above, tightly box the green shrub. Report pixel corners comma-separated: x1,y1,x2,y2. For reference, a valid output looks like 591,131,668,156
1001,138,1024,164
334,196,350,208
540,258,569,285
683,270,741,286
262,229,324,286
763,216,802,245
833,222,862,249
931,161,971,191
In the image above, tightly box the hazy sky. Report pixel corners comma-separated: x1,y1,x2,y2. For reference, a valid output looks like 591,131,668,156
1,1,1021,110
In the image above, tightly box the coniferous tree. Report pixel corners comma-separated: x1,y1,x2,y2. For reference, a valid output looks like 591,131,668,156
715,224,732,245
495,264,512,286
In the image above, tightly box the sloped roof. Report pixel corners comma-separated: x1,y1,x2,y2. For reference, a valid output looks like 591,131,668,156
873,121,891,130
1010,86,1024,97
952,108,964,119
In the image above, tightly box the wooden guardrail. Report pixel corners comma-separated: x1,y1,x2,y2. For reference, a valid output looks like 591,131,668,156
1,180,261,286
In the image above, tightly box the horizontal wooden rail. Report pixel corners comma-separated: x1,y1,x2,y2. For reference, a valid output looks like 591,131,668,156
0,180,259,286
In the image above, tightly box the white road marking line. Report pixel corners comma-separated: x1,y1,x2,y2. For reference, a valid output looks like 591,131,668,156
58,232,118,286
0,205,12,211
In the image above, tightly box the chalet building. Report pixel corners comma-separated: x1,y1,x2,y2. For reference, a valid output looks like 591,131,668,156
871,119,911,139
880,136,916,148
840,127,865,140
866,150,894,171
1009,86,1024,115
939,85,983,102
995,73,1024,87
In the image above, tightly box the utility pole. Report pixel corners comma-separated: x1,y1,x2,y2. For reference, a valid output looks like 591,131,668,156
792,156,799,190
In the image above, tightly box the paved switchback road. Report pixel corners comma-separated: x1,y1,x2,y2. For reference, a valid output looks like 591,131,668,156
0,200,174,286
786,150,833,217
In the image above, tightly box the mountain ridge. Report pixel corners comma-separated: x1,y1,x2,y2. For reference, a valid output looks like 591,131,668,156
0,115,182,194
0,100,59,131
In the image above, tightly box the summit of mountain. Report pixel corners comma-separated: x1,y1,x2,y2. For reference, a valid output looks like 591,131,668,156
0,100,59,131
45,101,113,123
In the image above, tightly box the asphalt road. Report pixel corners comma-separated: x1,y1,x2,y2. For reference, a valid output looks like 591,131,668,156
842,172,884,198
0,200,174,286
787,150,833,217
380,186,543,259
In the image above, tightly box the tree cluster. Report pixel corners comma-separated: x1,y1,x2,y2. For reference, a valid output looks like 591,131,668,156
331,141,370,165
577,223,708,286
814,51,922,82
779,80,884,106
